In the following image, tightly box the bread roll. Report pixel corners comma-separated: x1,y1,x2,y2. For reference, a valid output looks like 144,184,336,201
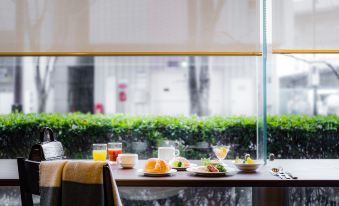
154,159,170,173
144,158,158,173
144,158,170,173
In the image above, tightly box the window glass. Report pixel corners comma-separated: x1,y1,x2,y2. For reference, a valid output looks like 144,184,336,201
0,56,259,116
0,56,260,160
269,54,339,116
0,57,14,114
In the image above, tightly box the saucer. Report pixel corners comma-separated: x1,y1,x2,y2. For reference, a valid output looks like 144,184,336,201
119,164,136,169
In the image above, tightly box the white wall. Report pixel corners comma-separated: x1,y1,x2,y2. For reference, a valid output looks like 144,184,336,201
22,57,37,113
94,56,259,116
0,92,13,114
150,67,189,115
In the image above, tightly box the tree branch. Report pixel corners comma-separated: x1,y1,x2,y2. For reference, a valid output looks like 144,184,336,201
35,57,42,92
283,54,339,82
45,57,57,93
42,57,56,91
188,56,200,115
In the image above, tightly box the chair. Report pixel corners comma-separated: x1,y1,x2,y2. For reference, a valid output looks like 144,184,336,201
103,164,115,205
17,158,116,206
17,157,40,206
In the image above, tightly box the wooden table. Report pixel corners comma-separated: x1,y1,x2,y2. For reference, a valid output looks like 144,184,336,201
2,159,339,187
110,160,339,187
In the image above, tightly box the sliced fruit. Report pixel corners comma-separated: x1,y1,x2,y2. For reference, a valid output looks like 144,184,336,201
245,157,254,164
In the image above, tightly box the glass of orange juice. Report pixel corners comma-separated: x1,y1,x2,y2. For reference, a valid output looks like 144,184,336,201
92,144,107,161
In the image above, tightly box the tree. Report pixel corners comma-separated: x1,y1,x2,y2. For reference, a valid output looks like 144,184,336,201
187,0,225,116
188,56,200,115
284,54,339,115
35,57,56,113
12,57,23,112
199,56,210,116
188,56,210,116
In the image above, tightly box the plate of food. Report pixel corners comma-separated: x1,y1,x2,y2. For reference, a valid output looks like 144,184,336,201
187,158,236,177
139,158,177,177
232,155,262,172
169,157,197,171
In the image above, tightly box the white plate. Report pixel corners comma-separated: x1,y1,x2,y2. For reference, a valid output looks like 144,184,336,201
171,163,197,171
232,161,262,172
137,169,177,177
187,166,236,177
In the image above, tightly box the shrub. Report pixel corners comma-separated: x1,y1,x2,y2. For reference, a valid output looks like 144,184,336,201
0,113,338,159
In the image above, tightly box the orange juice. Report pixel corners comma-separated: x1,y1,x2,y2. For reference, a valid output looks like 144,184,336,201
93,150,107,161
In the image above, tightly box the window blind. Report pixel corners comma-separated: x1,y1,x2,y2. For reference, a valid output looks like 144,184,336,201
0,0,260,55
273,0,339,53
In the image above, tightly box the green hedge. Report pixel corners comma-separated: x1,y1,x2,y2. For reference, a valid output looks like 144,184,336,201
0,113,338,159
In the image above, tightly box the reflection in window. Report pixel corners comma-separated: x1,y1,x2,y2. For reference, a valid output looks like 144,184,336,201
269,54,339,116
0,56,259,116
0,58,14,114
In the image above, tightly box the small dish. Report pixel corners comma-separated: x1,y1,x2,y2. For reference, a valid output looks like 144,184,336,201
171,163,198,171
137,169,177,177
119,164,136,169
232,161,262,172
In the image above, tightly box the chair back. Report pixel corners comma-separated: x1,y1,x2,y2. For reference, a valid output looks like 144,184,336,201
17,157,40,206
103,164,115,206
17,158,116,206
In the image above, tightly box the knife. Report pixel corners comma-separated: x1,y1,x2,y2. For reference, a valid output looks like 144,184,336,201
278,172,285,179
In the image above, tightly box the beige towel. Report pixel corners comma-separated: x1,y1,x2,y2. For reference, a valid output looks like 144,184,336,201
40,160,122,206
40,160,67,206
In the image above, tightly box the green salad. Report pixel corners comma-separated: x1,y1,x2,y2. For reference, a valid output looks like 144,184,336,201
171,160,183,168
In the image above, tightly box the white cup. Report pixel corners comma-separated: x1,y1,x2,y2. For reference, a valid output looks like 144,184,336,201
117,154,138,168
158,147,180,162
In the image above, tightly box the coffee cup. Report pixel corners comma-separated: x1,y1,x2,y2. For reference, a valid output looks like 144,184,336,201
117,154,138,169
158,147,180,162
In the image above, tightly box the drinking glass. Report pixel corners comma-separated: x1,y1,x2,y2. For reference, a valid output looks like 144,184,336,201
108,142,123,161
92,144,107,161
212,145,230,162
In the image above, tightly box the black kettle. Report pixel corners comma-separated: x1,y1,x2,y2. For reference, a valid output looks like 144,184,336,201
29,127,65,161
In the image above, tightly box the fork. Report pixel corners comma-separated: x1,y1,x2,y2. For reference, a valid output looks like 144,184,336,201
279,168,291,179
286,172,298,179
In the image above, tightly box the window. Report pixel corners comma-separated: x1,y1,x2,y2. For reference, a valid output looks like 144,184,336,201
269,54,339,116
0,56,260,116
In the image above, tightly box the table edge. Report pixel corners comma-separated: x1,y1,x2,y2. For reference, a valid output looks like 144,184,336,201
4,178,339,187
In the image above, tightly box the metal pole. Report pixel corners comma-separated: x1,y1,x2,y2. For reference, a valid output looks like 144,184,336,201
258,0,268,163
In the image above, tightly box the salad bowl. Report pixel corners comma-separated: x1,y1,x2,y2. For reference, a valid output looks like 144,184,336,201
232,155,262,172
